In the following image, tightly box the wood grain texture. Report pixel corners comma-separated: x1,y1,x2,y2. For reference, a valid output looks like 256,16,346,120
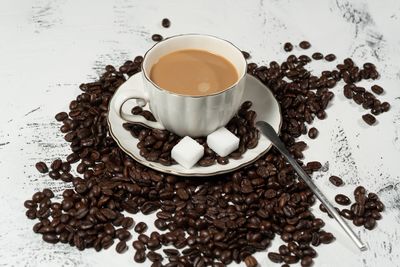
0,0,399,266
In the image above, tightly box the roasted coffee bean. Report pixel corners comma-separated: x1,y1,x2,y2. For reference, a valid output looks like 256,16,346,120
152,34,163,42
371,85,383,95
217,157,229,165
306,161,322,171
353,93,364,105
50,159,62,171
319,232,334,244
48,170,60,180
312,52,323,60
371,210,382,220
340,209,354,220
279,245,290,255
42,233,59,244
42,188,54,198
353,217,365,226
121,217,135,229
154,219,167,231
117,230,131,241
55,112,68,121
135,222,148,234
220,250,232,265
283,255,299,264
26,208,37,219
138,234,150,244
32,192,45,203
299,41,311,49
362,114,376,125
364,217,376,230
242,51,250,59
335,194,351,205
329,175,343,186
244,255,258,267
371,107,381,116
324,54,336,62
66,153,79,164
24,200,36,209
343,85,353,99
35,162,48,173
147,238,161,250
284,42,293,52
133,240,146,250
381,102,390,112
116,241,128,253
319,204,327,213
268,252,282,263
354,186,366,196
161,18,170,28
147,251,163,262
308,127,318,139
301,256,313,267
134,249,146,263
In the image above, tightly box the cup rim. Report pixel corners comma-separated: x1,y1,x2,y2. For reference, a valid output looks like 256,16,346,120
142,33,247,98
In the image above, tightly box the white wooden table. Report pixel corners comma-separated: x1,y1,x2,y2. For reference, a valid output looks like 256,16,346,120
1,0,399,266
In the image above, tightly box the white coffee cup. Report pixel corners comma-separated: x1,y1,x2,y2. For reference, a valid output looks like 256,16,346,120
114,34,247,137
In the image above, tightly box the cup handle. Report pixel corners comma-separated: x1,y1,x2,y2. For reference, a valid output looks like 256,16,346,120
114,85,165,130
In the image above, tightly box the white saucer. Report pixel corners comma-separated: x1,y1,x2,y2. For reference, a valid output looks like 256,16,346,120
107,73,282,177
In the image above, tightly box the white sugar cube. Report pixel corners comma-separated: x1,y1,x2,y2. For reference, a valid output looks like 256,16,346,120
171,136,204,169
207,127,240,157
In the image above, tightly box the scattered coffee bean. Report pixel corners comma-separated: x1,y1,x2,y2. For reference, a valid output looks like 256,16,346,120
244,255,258,267
340,209,354,220
308,127,318,139
116,241,128,253
284,42,293,52
35,162,48,173
161,18,170,28
147,251,163,262
362,114,376,125
371,85,384,95
381,102,390,112
301,256,314,267
312,52,323,60
242,51,250,59
135,222,148,234
268,252,282,263
364,217,376,230
42,233,59,244
335,194,351,205
134,250,146,263
324,54,336,62
121,217,135,229
132,240,145,251
55,112,68,122
329,175,343,186
152,34,163,42
299,41,311,49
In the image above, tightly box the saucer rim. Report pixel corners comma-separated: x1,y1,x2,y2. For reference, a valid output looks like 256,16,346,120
107,73,282,177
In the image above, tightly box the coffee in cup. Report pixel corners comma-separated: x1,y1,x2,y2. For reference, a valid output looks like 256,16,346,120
150,49,239,96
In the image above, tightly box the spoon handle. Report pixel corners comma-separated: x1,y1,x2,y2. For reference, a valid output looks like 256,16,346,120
257,121,367,251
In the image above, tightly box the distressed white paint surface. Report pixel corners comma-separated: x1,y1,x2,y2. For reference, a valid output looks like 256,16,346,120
0,0,400,266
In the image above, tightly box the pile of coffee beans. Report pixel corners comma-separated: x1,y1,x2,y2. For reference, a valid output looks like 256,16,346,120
123,101,259,166
24,39,387,267
280,43,390,126
318,181,384,231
